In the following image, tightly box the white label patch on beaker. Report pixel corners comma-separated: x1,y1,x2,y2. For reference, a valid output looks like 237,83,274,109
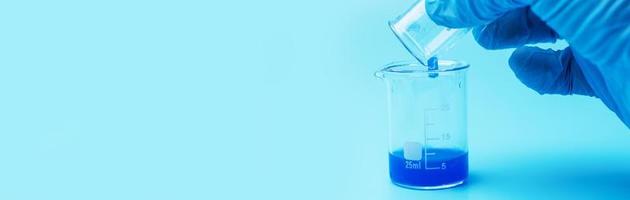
403,142,422,160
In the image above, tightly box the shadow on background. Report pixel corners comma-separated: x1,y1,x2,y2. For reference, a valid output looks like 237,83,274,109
468,152,630,199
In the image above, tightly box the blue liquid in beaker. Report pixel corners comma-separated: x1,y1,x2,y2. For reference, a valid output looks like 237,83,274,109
389,148,467,188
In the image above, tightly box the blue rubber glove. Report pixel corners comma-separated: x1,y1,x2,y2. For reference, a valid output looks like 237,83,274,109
426,0,630,128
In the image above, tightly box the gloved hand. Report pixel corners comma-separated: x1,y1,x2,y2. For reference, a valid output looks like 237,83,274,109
425,0,630,128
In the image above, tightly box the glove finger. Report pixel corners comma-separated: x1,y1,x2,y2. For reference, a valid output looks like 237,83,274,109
508,46,595,96
530,0,629,68
425,0,533,28
473,8,558,50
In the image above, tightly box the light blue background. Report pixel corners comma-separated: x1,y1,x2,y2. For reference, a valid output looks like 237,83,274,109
0,0,628,199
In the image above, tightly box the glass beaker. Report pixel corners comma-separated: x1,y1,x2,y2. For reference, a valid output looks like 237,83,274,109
389,0,470,65
376,60,469,190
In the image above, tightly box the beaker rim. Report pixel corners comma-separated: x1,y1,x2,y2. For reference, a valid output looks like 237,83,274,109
375,60,469,79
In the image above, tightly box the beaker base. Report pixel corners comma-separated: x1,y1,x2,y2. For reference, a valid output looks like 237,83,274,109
392,180,465,190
